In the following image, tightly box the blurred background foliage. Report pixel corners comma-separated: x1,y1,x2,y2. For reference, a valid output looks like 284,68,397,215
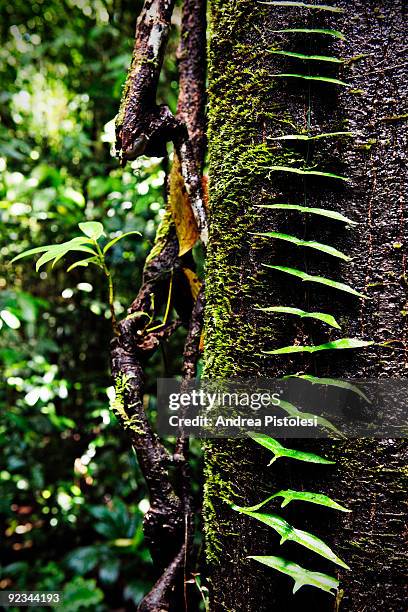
0,1,196,609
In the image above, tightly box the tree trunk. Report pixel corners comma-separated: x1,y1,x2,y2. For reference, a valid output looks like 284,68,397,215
203,1,407,610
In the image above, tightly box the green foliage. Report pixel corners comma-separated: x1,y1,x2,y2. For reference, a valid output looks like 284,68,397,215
252,231,349,260
285,374,371,402
278,399,342,436
271,28,345,39
269,131,353,142
257,203,357,225
263,265,368,298
265,338,373,355
249,556,339,595
62,577,104,611
238,490,350,512
260,1,343,12
268,166,349,181
11,222,140,273
270,51,343,63
248,434,335,464
0,0,181,607
273,74,350,86
257,306,341,329
232,507,349,568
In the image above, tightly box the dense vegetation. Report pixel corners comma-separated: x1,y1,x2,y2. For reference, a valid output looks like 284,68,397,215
0,2,187,608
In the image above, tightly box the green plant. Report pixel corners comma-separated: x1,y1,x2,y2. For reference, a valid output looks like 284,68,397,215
239,1,374,596
11,221,140,335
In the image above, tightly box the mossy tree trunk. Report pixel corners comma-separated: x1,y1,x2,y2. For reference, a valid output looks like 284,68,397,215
203,1,407,610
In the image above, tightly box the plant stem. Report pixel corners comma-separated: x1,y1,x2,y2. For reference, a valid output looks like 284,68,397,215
94,240,119,336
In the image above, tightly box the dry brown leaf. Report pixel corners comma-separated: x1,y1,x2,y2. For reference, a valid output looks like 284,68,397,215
169,155,199,256
183,267,201,301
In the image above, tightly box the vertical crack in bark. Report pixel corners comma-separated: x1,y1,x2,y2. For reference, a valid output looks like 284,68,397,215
111,0,207,609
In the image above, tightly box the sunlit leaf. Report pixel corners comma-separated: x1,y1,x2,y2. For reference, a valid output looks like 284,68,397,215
11,237,94,264
273,74,350,86
232,507,349,567
270,51,343,63
103,231,141,254
260,1,343,12
257,203,357,225
67,257,100,272
269,131,352,142
248,433,335,464
265,338,373,355
263,265,368,298
252,231,349,260
11,245,59,263
268,166,349,181
257,306,341,329
271,28,345,40
248,556,339,595
284,374,371,403
236,489,350,512
78,221,105,240
36,246,97,271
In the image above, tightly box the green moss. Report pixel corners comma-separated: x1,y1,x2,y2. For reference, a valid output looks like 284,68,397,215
110,373,145,435
144,207,174,267
203,0,294,564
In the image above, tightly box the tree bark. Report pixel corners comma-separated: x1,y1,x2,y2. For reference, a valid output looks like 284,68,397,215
203,1,407,610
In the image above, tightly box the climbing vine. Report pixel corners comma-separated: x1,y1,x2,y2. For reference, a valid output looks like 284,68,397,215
227,0,375,598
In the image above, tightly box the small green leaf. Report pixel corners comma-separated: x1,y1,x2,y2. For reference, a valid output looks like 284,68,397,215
271,28,345,40
36,246,97,271
263,265,368,298
268,166,349,181
11,237,93,264
232,507,349,568
236,490,350,512
265,338,373,355
79,221,105,240
260,1,343,12
257,203,357,225
285,374,371,403
252,231,349,260
256,306,341,329
248,433,335,464
269,131,353,142
103,231,141,254
273,74,350,86
270,51,343,63
278,399,342,436
67,257,100,272
248,556,339,595
11,245,59,263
